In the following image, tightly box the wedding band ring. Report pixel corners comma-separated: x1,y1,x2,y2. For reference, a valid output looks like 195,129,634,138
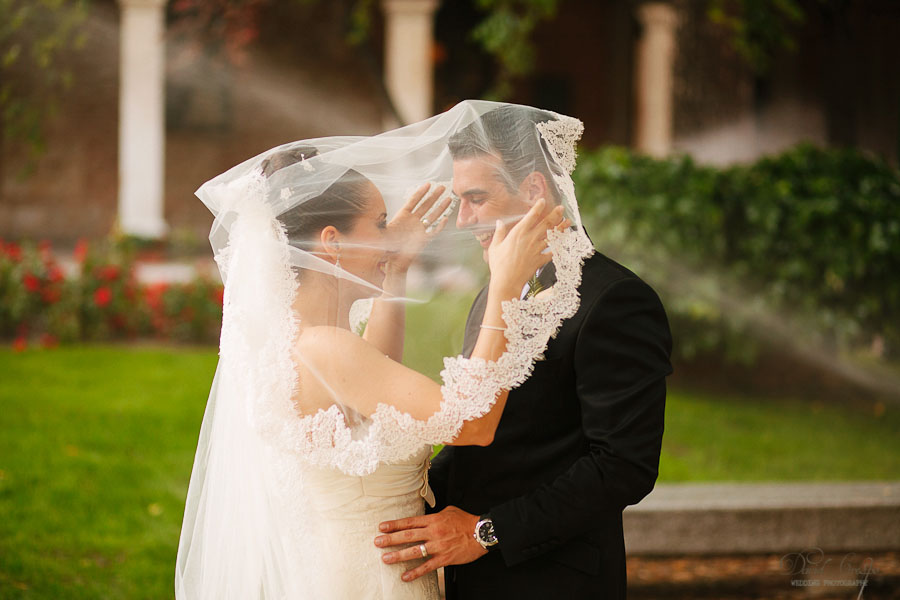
418,544,428,558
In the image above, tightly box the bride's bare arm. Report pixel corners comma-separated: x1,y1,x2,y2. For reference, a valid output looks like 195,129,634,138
361,267,408,362
295,306,507,446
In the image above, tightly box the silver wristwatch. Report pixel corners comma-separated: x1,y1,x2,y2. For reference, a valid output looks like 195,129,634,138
474,515,499,551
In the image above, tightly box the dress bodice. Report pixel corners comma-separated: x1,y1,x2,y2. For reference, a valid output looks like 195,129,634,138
278,444,440,600
300,445,435,511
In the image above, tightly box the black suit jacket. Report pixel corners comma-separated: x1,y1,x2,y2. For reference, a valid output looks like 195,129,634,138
429,250,672,599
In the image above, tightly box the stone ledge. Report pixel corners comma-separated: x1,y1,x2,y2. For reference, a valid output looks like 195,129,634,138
624,482,900,555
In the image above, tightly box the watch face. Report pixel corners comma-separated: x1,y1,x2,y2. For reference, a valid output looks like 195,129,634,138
478,520,497,545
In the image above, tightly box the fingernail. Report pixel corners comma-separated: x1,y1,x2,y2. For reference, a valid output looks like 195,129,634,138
375,536,385,546
379,523,389,532
382,553,394,563
402,573,411,582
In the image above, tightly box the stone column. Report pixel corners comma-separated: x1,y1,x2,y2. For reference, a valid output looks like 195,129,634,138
633,2,679,157
118,0,167,238
381,0,439,128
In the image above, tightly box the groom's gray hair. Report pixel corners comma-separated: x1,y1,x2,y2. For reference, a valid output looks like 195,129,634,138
448,105,562,203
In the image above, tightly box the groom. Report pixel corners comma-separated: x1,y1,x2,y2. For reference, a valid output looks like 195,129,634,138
376,105,672,598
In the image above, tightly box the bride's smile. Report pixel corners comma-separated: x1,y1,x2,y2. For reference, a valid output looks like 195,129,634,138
330,184,391,291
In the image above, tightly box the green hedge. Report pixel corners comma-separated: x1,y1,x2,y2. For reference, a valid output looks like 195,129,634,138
573,143,900,361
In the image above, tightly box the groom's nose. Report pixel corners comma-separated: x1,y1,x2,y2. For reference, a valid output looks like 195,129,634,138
456,198,476,229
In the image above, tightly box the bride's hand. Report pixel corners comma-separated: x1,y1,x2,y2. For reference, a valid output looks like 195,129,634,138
487,198,569,293
385,183,452,272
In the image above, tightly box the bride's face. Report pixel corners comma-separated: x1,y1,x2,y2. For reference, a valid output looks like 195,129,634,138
336,182,390,295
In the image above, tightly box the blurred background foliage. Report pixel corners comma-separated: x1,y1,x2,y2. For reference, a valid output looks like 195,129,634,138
706,0,806,74
574,144,900,363
0,0,88,177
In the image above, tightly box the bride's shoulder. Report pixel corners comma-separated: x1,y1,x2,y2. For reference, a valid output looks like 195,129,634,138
292,326,392,400
294,325,372,358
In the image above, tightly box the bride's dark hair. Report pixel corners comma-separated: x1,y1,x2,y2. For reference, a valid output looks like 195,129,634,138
262,146,372,245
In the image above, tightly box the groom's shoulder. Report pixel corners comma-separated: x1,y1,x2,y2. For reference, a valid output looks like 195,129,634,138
578,251,664,310
580,251,643,292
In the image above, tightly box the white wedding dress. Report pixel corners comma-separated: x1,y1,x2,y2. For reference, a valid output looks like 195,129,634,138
271,444,440,600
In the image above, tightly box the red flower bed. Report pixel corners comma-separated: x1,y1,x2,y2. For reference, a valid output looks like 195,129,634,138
0,238,224,347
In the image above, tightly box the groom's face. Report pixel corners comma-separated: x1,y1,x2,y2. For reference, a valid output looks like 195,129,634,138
452,154,533,262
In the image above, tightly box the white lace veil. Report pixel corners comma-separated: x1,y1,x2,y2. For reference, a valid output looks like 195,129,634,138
175,100,593,598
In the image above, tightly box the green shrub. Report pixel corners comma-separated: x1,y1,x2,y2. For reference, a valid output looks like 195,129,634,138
574,144,900,361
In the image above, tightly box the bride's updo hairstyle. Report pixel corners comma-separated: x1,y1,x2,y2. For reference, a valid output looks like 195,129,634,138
262,145,373,247
447,104,563,204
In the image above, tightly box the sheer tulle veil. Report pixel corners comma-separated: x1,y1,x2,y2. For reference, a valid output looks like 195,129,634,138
175,100,593,598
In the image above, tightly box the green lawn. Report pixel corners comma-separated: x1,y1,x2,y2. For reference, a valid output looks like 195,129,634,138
0,347,215,599
660,389,899,481
0,345,898,598
404,292,473,379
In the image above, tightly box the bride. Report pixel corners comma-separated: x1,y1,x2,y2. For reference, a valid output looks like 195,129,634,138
175,101,594,599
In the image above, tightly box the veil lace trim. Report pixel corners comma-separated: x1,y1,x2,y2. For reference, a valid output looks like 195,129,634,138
537,114,584,175
538,113,588,231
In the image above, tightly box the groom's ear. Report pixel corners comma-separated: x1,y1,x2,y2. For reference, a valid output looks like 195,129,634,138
520,171,549,206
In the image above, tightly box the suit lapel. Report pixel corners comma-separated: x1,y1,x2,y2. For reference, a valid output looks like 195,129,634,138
462,286,488,358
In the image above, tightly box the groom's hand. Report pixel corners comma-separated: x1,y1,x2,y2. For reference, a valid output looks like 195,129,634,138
375,506,487,582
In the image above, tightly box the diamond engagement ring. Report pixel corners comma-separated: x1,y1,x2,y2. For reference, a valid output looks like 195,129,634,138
421,218,430,227
418,544,428,558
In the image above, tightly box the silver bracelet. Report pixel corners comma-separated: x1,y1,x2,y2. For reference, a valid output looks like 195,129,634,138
480,324,506,332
